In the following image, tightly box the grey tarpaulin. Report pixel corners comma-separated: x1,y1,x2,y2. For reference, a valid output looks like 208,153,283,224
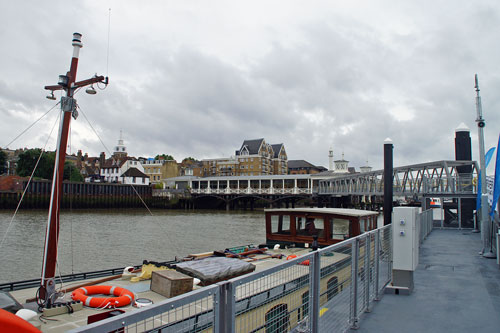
175,257,255,284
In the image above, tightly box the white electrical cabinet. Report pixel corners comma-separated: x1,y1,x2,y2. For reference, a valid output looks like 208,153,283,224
393,207,420,271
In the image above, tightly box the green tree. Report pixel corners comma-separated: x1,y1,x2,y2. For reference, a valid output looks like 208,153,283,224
63,163,84,182
154,182,164,189
155,154,174,161
16,149,55,179
16,149,83,181
0,150,7,174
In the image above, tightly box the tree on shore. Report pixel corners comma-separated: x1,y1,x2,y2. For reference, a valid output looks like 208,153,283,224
155,154,174,161
0,150,6,174
16,149,54,179
64,163,84,182
16,149,83,181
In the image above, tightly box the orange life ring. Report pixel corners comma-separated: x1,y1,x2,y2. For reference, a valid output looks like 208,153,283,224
71,285,134,308
286,255,297,260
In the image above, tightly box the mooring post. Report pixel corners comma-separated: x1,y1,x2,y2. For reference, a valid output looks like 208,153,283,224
384,138,393,226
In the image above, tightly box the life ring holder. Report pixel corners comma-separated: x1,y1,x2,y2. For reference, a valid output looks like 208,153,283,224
71,285,134,308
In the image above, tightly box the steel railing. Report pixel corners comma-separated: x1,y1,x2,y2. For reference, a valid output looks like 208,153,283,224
70,223,397,333
70,284,220,333
419,209,433,244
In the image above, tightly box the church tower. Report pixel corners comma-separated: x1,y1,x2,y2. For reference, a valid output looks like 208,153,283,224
113,130,128,158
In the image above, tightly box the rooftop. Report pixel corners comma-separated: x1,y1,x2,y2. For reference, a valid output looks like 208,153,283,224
356,229,500,332
265,207,379,217
288,159,319,169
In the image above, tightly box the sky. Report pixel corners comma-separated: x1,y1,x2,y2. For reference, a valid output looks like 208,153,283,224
1,0,499,173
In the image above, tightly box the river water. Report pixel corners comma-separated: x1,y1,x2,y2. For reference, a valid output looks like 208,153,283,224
0,209,265,283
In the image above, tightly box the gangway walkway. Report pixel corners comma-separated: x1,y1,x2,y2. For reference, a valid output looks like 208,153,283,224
318,160,478,198
356,229,500,332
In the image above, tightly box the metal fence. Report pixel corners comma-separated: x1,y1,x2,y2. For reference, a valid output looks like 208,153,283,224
70,225,394,333
418,209,433,244
71,284,220,332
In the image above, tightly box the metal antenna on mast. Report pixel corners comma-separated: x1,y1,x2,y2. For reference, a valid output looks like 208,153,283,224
474,74,495,258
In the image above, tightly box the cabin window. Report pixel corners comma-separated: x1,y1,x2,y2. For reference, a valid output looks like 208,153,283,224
327,277,339,300
265,304,289,333
330,218,350,240
296,217,324,238
360,219,366,233
271,215,291,235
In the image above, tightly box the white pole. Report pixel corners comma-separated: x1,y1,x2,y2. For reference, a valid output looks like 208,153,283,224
475,75,495,258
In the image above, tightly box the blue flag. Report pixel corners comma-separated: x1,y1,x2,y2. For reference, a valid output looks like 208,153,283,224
477,147,496,211
490,135,500,217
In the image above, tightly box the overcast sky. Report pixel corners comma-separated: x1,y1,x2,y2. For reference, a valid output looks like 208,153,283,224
1,1,499,173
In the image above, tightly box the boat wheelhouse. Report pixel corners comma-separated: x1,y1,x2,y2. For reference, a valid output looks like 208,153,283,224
265,208,379,248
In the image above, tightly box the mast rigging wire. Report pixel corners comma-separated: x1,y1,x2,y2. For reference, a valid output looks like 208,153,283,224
3,102,60,148
77,104,154,216
0,113,60,251
68,125,74,275
106,8,111,78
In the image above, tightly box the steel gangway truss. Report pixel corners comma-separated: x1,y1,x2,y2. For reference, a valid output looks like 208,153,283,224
318,160,479,197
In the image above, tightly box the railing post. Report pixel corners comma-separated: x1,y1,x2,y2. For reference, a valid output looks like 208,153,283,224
217,281,235,333
310,250,321,333
374,229,381,301
351,238,360,329
365,234,371,312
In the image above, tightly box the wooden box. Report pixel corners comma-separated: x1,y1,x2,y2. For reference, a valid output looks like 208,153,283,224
151,270,193,298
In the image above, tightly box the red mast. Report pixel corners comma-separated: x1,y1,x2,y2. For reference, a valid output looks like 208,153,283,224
40,33,108,304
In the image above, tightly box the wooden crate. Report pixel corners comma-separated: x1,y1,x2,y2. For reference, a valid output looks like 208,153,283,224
151,270,193,298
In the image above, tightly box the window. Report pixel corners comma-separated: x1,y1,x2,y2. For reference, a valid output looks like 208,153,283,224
327,277,339,300
296,217,324,238
330,218,350,240
265,304,289,333
271,215,291,235
360,218,367,233
300,291,309,321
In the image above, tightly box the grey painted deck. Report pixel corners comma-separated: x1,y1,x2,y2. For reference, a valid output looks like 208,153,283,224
355,229,500,333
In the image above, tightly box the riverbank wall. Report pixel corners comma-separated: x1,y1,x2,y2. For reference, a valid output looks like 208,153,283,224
0,179,190,210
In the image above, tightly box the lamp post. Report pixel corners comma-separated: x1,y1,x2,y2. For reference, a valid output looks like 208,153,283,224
474,74,495,258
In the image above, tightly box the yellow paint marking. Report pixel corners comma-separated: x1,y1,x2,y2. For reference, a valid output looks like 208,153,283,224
320,308,329,317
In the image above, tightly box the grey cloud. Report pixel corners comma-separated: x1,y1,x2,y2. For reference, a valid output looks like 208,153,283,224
1,1,500,172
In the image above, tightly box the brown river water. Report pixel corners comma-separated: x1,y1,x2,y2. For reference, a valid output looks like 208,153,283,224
0,209,265,283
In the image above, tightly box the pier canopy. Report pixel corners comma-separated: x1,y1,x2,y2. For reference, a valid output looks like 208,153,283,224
191,174,316,195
